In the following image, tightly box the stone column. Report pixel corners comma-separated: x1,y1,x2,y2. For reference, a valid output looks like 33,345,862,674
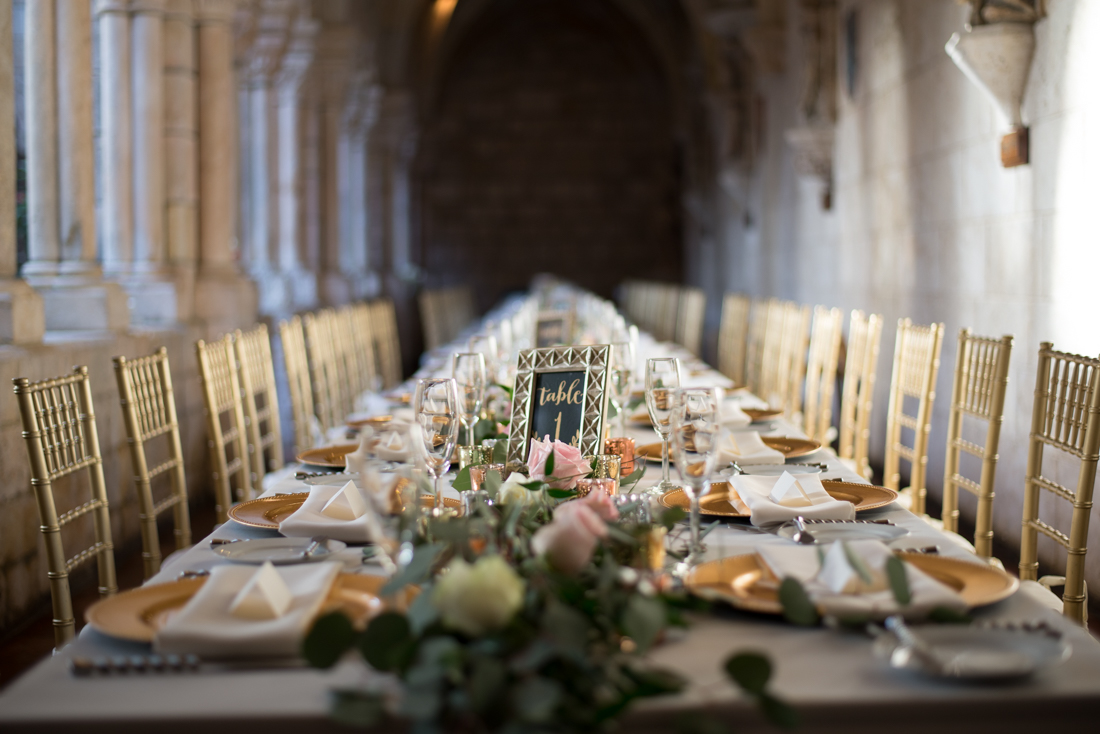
247,63,288,315
25,0,129,333
125,0,178,325
96,0,132,275
314,29,352,306
0,0,44,343
193,0,257,332
164,0,198,320
341,77,374,300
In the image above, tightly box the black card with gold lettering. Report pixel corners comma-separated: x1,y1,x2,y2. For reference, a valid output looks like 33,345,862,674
535,317,567,348
530,370,586,447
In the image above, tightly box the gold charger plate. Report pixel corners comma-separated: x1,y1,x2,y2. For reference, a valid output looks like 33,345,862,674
743,408,783,422
85,574,394,643
636,436,822,462
228,491,461,530
686,552,1019,614
347,415,393,431
658,480,898,518
297,443,359,469
386,392,412,405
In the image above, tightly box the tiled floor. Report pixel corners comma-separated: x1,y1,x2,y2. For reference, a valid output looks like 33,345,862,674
0,502,217,691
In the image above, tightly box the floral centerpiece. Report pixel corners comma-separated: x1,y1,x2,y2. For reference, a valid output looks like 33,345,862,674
303,443,794,732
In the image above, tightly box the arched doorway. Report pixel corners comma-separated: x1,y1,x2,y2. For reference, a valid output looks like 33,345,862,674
414,0,684,312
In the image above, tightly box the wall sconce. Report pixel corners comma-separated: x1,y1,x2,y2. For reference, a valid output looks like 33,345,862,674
945,22,1035,167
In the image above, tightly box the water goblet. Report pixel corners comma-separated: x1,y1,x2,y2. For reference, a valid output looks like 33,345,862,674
645,357,682,493
412,378,461,513
670,386,723,565
452,352,486,449
610,341,636,437
467,334,499,384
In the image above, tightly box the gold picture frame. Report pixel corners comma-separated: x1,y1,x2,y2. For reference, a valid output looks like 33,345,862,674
535,310,575,348
507,345,611,469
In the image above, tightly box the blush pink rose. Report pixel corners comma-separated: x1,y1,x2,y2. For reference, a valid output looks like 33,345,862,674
527,437,589,489
531,502,608,575
574,488,620,522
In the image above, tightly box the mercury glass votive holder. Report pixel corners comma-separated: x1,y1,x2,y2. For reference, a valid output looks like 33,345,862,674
458,446,491,470
604,437,636,476
584,454,622,493
575,477,616,499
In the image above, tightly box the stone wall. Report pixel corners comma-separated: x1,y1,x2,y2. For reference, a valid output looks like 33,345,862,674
718,0,1100,593
416,0,683,312
0,328,216,632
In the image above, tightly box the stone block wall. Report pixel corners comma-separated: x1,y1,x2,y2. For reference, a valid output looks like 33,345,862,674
0,327,216,633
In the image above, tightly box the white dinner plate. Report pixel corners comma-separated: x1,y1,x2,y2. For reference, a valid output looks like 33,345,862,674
874,624,1071,680
212,537,347,565
776,520,908,544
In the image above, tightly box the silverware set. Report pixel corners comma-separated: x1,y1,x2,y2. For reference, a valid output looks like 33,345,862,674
71,654,306,677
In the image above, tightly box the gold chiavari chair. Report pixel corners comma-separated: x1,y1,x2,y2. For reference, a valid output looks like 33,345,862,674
113,348,192,580
744,298,773,395
655,284,680,343
371,298,403,389
352,301,380,394
717,293,751,386
334,307,367,405
303,310,343,434
1018,343,1100,626
279,315,318,455
419,289,446,351
838,310,883,481
779,302,812,419
196,334,253,523
675,287,706,356
802,306,844,444
13,367,118,648
883,318,945,516
235,324,286,486
939,330,1013,560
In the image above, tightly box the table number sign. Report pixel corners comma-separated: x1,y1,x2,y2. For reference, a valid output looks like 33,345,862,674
535,311,574,348
506,345,611,468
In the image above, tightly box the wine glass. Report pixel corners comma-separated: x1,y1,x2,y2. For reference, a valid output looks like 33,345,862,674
610,341,636,437
452,353,486,449
412,378,461,512
468,334,499,384
669,387,722,565
645,357,682,493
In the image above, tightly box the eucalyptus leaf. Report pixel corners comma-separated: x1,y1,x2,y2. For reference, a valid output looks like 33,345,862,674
546,488,578,499
381,542,446,595
497,383,513,399
520,481,548,492
545,448,556,476
928,606,972,624
492,439,508,464
778,577,820,627
303,611,356,669
622,595,665,654
467,655,507,713
360,612,413,672
451,465,473,493
483,469,503,498
407,584,441,634
513,676,562,723
724,652,771,695
329,689,386,728
620,464,646,489
885,555,911,606
659,506,687,530
841,541,874,587
758,692,799,730
474,418,497,443
541,599,590,653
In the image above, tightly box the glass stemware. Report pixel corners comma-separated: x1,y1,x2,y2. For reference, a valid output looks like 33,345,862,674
452,352,486,449
468,334,499,385
412,378,461,512
610,341,636,437
645,357,682,493
669,386,722,565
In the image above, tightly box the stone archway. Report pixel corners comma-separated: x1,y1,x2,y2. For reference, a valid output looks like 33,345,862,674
413,0,684,312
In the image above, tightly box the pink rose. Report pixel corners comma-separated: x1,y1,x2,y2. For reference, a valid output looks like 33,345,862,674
531,502,608,575
527,437,589,489
574,488,620,522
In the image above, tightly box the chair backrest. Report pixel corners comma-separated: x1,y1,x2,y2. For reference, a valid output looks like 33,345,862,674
113,348,191,580
744,298,773,395
13,367,118,648
838,310,883,481
351,301,380,393
802,306,844,443
717,293,751,385
279,315,317,456
940,330,1013,558
303,309,343,434
419,289,445,351
195,334,253,522
1020,343,1100,625
371,298,403,389
675,287,706,356
778,302,812,418
334,307,367,403
883,318,945,515
655,284,680,342
235,324,285,486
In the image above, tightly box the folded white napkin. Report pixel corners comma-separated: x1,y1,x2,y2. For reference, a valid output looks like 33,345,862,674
757,540,966,620
721,403,752,429
716,431,785,466
730,472,855,527
375,428,412,463
353,391,392,416
279,482,387,543
155,562,341,658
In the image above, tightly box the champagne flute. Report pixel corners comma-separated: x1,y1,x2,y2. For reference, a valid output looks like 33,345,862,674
645,357,682,493
669,387,722,564
412,378,461,512
468,334,499,385
452,353,486,449
610,341,635,437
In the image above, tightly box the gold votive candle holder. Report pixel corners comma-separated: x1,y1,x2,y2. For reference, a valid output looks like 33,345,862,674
584,454,621,493
604,437,636,476
458,446,491,470
575,477,616,499
641,526,668,571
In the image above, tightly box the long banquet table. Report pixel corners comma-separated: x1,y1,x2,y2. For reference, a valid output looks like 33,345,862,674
2,322,1099,733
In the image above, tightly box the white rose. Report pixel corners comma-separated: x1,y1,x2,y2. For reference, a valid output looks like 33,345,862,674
496,472,542,507
432,555,526,637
